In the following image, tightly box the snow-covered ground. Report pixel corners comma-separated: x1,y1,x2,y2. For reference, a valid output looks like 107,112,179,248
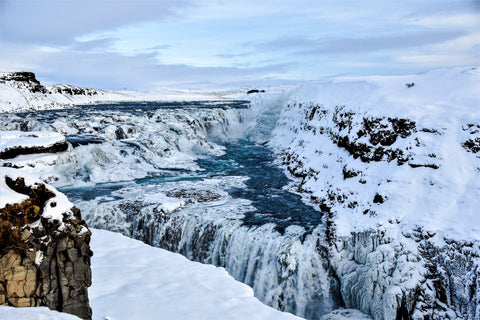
0,306,83,320
248,66,480,241
0,72,247,113
89,228,303,320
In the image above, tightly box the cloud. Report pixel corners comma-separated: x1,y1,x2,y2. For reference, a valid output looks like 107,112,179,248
70,38,118,52
0,0,194,45
0,47,292,89
254,30,468,55
0,0,477,89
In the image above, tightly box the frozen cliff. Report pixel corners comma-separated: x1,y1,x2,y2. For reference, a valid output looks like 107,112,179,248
247,67,480,319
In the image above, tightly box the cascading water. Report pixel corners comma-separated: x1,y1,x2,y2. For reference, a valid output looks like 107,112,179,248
0,100,343,319
5,98,475,320
75,140,344,320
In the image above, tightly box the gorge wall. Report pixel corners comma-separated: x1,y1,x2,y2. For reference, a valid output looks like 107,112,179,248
0,169,92,319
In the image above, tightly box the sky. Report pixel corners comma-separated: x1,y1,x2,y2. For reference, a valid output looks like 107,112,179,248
0,0,478,90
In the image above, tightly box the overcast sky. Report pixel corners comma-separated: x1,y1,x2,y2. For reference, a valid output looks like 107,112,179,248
0,0,478,89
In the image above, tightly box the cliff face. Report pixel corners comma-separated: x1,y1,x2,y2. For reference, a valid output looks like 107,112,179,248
0,72,48,94
0,169,92,319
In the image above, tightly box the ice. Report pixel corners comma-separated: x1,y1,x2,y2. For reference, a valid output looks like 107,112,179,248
78,177,339,319
0,105,247,187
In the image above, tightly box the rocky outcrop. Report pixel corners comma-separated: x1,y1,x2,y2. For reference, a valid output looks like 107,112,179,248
49,85,99,97
0,72,48,94
0,141,69,160
0,72,99,97
0,131,69,160
0,170,92,319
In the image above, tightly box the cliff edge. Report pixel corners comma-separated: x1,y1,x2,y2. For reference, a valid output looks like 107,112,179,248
0,167,92,319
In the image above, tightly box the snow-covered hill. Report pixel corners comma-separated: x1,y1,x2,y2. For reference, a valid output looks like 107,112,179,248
0,72,245,113
249,67,480,240
246,67,480,319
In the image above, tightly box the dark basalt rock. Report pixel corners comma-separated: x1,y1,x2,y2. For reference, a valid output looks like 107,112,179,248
462,138,480,153
461,124,480,153
330,110,416,165
247,89,266,94
372,193,384,203
408,163,440,169
0,72,48,94
0,177,92,319
0,141,69,159
49,85,99,96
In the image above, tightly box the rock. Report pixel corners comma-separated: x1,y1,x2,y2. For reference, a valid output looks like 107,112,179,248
49,84,99,96
0,131,69,160
0,172,92,320
0,72,48,94
247,89,266,94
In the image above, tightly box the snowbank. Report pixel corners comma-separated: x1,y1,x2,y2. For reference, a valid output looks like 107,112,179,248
89,228,302,320
0,306,82,320
248,67,480,241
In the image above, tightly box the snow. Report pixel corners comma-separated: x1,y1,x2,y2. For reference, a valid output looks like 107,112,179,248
248,66,480,242
89,228,303,320
0,130,66,154
0,167,75,228
0,306,82,320
0,170,29,207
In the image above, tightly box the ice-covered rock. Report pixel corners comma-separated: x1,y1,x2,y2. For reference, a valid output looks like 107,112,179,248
0,131,68,159
246,67,480,319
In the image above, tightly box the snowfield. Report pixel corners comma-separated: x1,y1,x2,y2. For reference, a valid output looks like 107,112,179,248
89,228,303,320
0,71,245,113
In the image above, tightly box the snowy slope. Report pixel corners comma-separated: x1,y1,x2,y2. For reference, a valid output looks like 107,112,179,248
249,67,480,241
89,228,302,320
245,67,480,319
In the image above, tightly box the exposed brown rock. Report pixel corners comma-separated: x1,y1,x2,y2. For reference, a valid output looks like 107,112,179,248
0,176,92,319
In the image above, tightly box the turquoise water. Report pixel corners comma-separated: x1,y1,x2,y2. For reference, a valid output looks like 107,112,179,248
13,100,321,233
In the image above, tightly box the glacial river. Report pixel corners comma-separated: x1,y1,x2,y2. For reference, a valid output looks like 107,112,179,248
2,101,339,319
